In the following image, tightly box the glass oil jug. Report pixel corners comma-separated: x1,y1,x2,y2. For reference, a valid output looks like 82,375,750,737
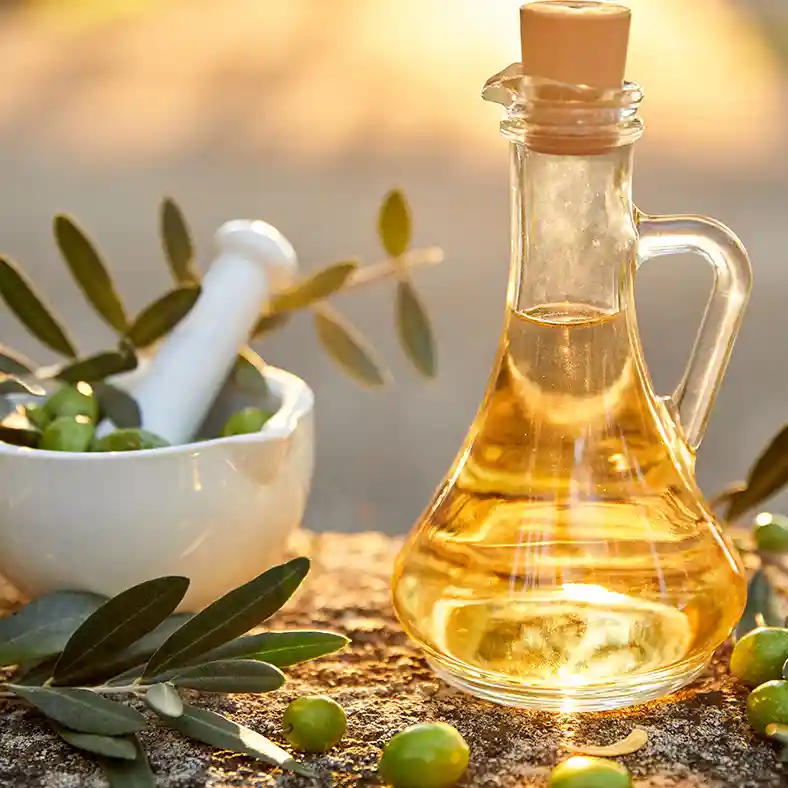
391,1,752,712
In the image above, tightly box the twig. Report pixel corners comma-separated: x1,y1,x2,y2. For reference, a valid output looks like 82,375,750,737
343,246,444,291
0,682,146,699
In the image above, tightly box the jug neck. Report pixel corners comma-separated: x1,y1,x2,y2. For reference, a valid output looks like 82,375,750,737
508,142,637,319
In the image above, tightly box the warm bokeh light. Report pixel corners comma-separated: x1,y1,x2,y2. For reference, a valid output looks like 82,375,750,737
0,0,782,169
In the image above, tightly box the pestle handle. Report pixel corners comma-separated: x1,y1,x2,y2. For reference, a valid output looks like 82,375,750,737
98,221,298,446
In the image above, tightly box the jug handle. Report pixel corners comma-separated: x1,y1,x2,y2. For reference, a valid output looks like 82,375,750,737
636,212,752,452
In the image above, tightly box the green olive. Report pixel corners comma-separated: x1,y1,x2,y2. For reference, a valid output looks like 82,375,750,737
43,384,98,423
91,428,170,452
221,407,275,437
754,514,788,554
548,756,632,788
24,404,51,431
378,722,470,788
281,696,347,753
40,415,95,452
730,628,788,687
747,680,788,735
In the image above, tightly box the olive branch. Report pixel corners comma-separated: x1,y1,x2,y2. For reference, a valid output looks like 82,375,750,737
0,189,442,435
0,558,345,784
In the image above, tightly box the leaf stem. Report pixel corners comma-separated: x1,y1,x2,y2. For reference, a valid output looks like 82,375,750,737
344,246,443,291
0,682,148,699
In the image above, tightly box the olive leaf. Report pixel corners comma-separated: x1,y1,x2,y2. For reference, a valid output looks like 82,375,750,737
143,557,309,679
126,285,201,349
271,261,358,313
567,728,648,756
197,630,349,667
231,347,269,398
0,375,44,397
735,568,783,641
55,347,138,385
378,189,411,259
54,215,129,333
167,659,285,693
6,685,145,735
75,613,193,687
14,657,59,686
144,683,183,719
0,422,39,447
396,278,436,378
98,735,155,787
52,723,138,761
252,311,291,339
161,197,197,285
0,591,106,666
0,256,77,357
0,344,35,376
314,308,388,387
94,383,142,429
154,701,313,777
726,425,788,521
52,577,190,685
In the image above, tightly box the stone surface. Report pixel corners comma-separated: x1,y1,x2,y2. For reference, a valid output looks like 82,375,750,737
0,531,785,787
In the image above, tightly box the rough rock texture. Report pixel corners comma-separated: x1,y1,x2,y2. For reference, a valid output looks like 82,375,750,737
0,531,785,787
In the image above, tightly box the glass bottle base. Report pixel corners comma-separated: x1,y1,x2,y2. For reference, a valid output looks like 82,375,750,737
425,653,709,713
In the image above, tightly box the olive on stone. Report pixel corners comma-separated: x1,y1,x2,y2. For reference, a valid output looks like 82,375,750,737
548,756,632,788
730,627,788,688
281,696,347,753
747,680,788,735
754,514,788,554
378,722,470,788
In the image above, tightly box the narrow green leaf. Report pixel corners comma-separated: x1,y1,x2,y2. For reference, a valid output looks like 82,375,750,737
0,376,44,397
726,425,788,521
161,198,197,285
252,311,291,338
396,278,436,378
94,383,142,429
78,613,193,686
145,683,183,718
156,702,313,777
378,189,411,258
7,685,145,735
143,557,309,678
271,261,357,313
98,735,155,787
52,576,190,685
735,569,783,641
0,344,35,376
0,256,77,357
314,309,388,387
54,215,129,333
198,630,349,667
169,659,285,693
0,423,39,447
53,723,138,761
231,347,269,398
14,657,58,686
56,348,138,385
0,591,106,666
126,285,201,349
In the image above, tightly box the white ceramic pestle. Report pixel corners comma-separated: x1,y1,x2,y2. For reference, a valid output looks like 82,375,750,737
97,220,298,446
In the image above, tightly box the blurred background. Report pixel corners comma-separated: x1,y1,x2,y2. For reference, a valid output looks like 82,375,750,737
0,0,786,533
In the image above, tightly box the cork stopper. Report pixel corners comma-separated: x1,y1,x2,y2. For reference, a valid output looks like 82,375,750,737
520,2,631,89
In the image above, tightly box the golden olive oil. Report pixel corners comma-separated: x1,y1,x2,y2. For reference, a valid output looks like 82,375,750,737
393,305,746,710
